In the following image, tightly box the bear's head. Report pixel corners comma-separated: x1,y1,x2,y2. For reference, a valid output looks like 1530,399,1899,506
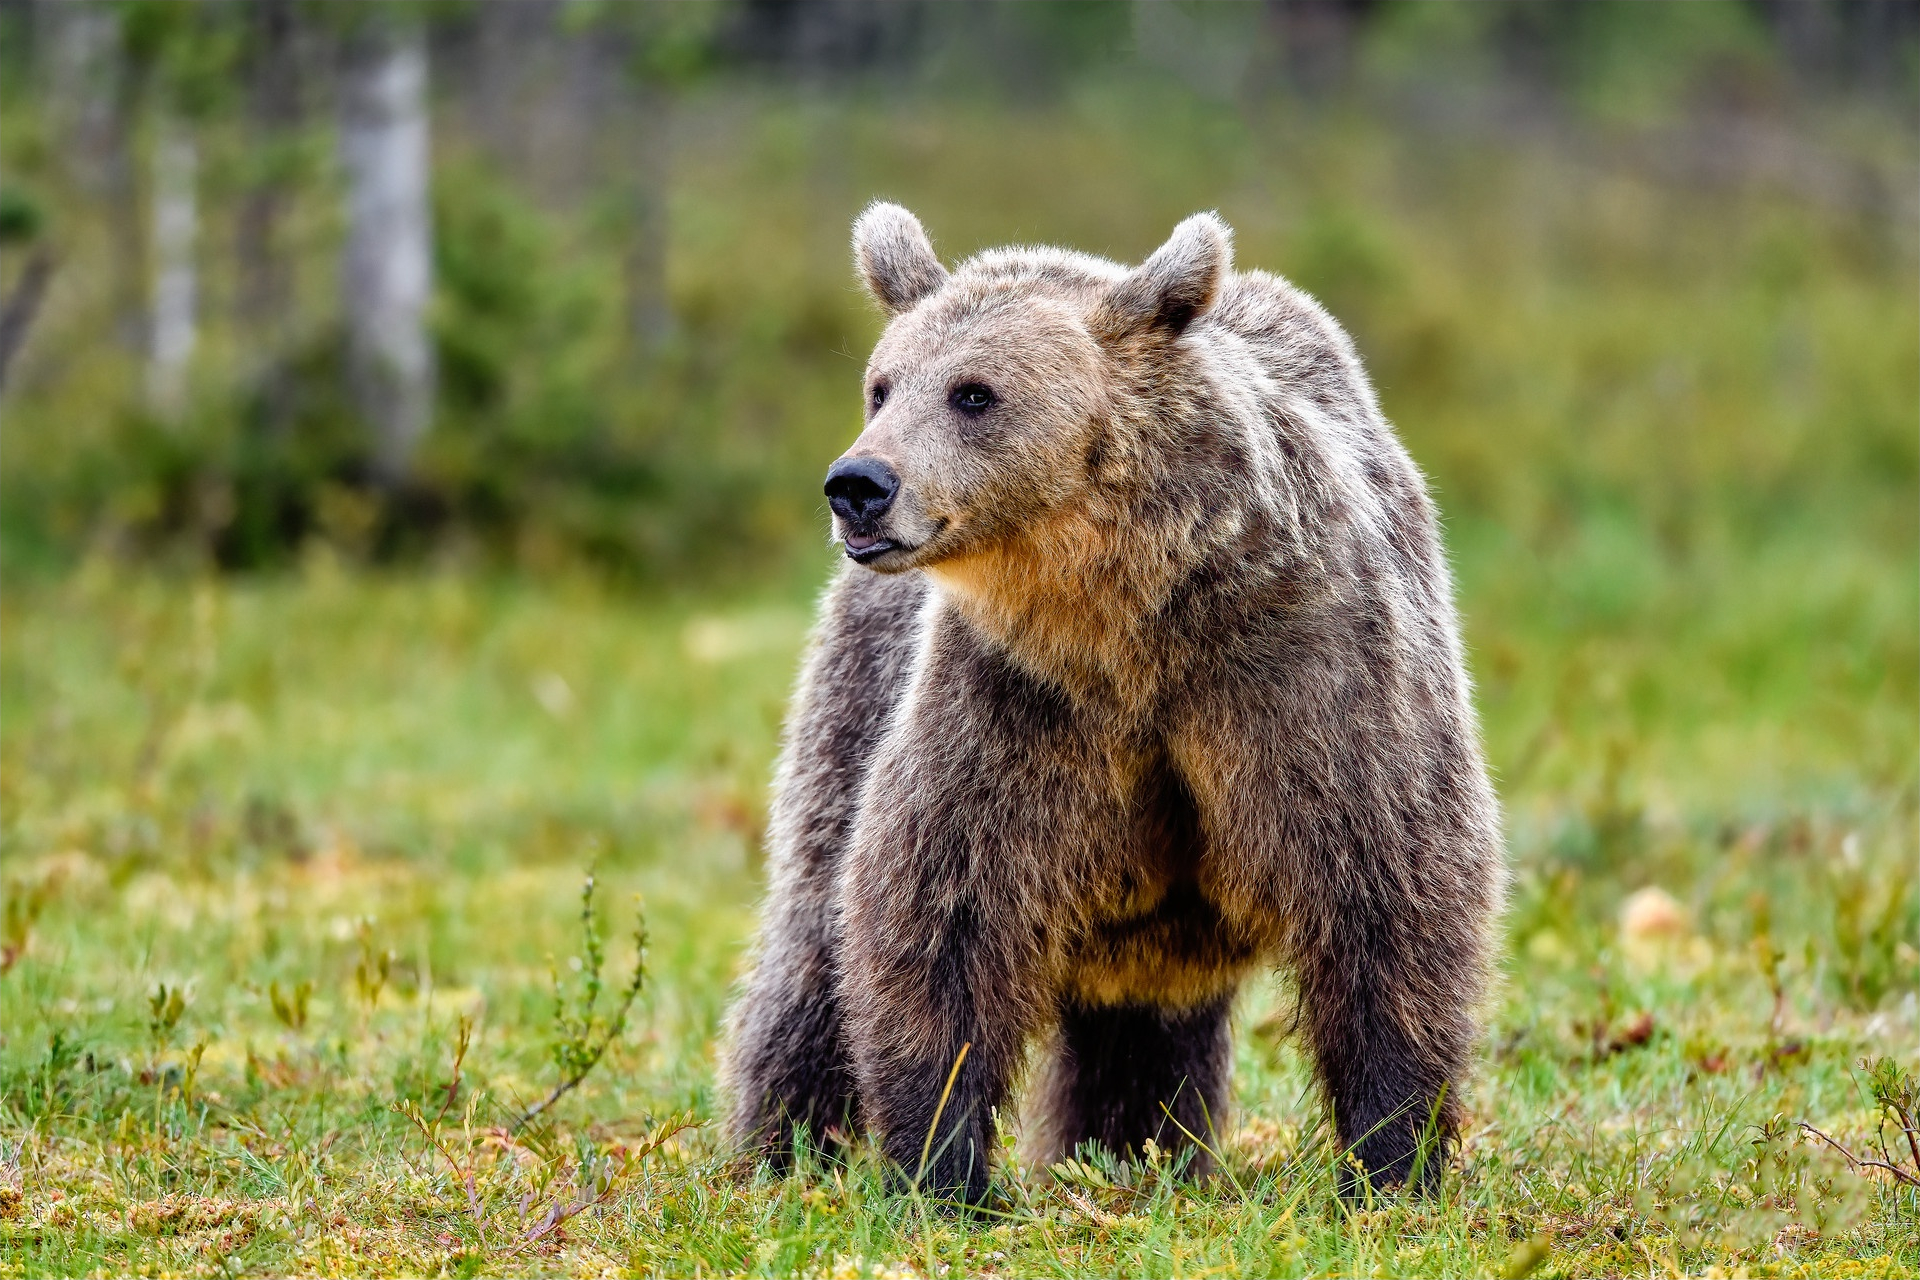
825,203,1232,577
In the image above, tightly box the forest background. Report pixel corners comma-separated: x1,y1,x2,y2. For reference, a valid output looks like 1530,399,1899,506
1,2,1916,1276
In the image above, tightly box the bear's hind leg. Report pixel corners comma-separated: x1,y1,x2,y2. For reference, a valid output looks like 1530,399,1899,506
1030,994,1233,1176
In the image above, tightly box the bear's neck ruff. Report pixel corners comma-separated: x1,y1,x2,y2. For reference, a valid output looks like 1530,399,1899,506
926,502,1218,713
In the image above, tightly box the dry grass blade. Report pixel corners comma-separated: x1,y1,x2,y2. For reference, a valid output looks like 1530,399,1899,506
912,1041,970,1191
1063,1188,1124,1229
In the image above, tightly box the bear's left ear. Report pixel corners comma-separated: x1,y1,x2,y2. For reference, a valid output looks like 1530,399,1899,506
1093,212,1232,344
853,202,948,317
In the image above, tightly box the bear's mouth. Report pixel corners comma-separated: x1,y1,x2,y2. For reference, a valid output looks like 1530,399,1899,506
841,517,945,568
843,531,901,564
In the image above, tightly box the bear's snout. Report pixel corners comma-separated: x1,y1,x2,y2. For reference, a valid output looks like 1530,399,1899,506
825,457,901,555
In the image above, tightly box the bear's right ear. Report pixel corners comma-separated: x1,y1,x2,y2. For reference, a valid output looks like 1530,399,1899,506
853,202,948,317
1092,212,1232,345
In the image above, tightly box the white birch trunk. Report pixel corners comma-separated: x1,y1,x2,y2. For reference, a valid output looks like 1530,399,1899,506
338,24,434,483
146,118,197,416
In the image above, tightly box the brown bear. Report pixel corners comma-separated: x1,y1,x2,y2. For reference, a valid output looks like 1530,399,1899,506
721,203,1503,1203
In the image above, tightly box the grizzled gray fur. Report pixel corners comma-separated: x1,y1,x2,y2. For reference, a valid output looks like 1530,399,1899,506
721,203,1504,1203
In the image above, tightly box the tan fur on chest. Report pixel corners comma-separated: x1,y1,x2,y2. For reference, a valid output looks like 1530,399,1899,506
927,508,1179,714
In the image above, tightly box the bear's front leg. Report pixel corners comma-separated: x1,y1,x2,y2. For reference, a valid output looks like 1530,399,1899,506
835,613,1118,1203
723,569,927,1163
837,873,1028,1204
725,886,859,1163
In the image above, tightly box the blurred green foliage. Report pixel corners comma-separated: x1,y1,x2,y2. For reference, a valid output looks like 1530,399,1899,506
0,0,1913,584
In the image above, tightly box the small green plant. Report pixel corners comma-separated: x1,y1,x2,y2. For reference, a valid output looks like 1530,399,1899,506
28,1032,83,1114
1866,1058,1920,1130
269,979,312,1031
353,918,394,1009
433,1014,475,1123
147,983,187,1051
1,877,48,975
513,872,647,1131
179,1039,207,1106
1826,847,1916,1010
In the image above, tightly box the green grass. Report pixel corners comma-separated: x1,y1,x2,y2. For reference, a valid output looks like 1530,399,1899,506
0,544,1914,1277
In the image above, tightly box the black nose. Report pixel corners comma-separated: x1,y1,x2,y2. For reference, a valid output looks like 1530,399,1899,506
824,456,900,523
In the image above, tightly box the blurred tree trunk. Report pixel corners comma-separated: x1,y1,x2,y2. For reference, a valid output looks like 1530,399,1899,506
1753,0,1916,96
146,114,196,416
338,20,434,484
0,252,56,394
46,1,145,352
236,0,301,427
580,3,718,361
45,0,118,190
624,80,673,355
1265,0,1376,100
471,0,557,180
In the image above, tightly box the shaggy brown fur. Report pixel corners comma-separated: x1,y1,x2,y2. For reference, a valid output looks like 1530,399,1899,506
721,203,1504,1204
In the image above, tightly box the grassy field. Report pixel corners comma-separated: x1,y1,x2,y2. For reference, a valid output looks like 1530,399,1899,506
3,84,1919,1278
1,535,1914,1277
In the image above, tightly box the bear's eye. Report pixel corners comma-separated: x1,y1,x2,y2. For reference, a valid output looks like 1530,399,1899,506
950,383,995,416
868,383,888,411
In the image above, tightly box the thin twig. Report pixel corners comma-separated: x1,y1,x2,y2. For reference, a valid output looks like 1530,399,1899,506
1798,1122,1920,1189
1894,1102,1920,1178
432,1016,474,1128
522,1154,625,1244
0,248,54,391
511,1073,587,1133
396,1100,488,1236
513,1114,695,1252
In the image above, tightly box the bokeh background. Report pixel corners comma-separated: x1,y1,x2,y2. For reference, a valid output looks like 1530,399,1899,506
0,3,1916,1274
